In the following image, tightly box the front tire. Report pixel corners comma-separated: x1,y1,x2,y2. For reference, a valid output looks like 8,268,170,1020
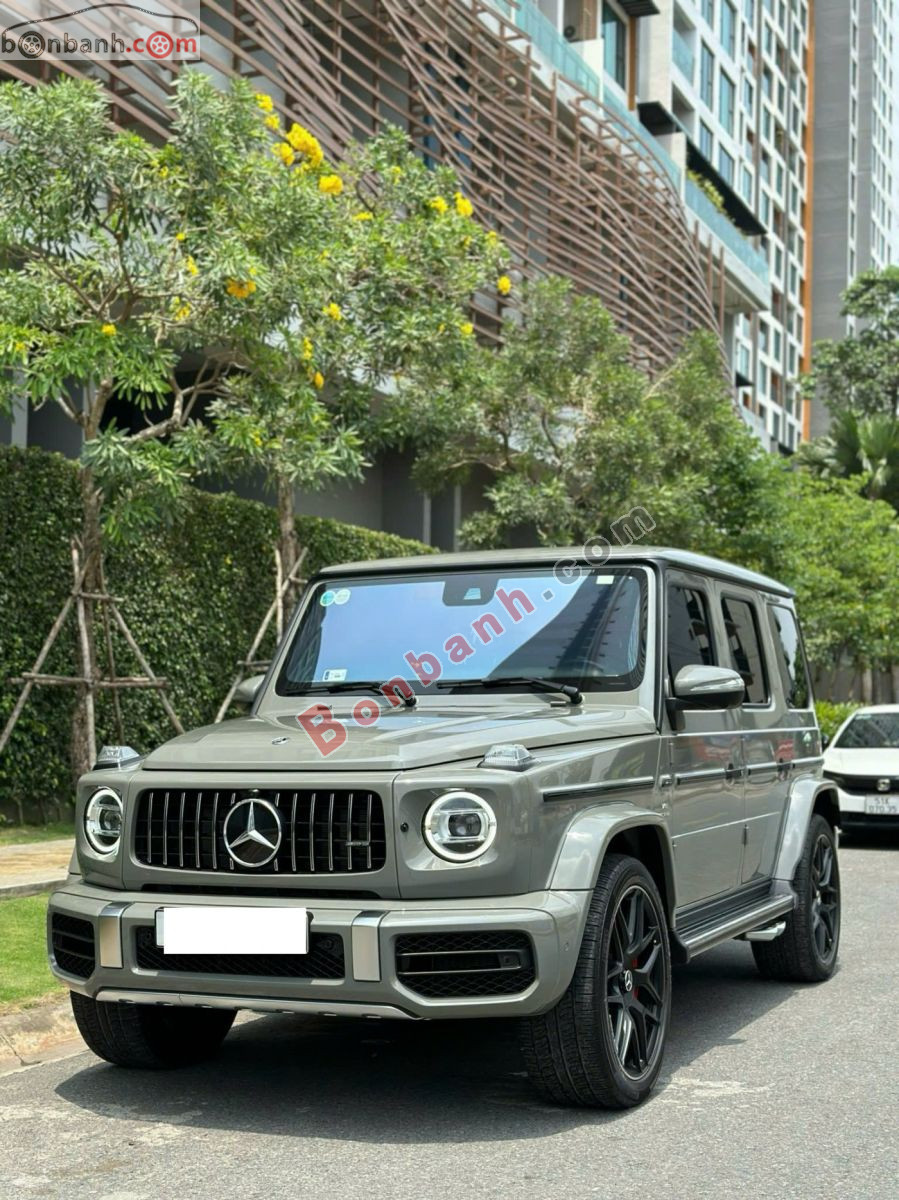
70,993,235,1068
520,854,671,1108
752,813,840,982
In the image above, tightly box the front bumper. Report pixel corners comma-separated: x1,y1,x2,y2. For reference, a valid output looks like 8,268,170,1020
47,880,589,1020
835,786,899,822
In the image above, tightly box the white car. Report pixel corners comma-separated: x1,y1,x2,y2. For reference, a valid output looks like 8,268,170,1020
824,705,899,826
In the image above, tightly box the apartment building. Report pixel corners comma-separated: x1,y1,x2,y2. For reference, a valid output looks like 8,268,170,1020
810,0,898,436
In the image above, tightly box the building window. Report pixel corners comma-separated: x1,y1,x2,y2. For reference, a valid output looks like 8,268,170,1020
701,43,715,107
719,147,735,183
722,1,737,56
741,165,753,200
719,71,736,132
699,120,715,159
703,0,716,26
602,4,627,89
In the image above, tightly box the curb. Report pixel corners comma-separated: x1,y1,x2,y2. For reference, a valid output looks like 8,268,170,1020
0,994,83,1076
0,876,66,899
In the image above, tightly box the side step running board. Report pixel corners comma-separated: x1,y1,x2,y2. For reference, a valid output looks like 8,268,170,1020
743,920,787,942
677,893,795,959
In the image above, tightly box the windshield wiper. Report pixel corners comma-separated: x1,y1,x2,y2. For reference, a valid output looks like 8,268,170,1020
435,677,583,705
281,681,416,707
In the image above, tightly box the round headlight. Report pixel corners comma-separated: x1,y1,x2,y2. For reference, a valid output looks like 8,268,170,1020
423,791,497,862
84,787,123,856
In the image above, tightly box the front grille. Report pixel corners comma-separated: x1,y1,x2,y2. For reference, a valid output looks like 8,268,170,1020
134,788,386,875
826,773,899,795
50,913,95,979
395,931,536,999
134,926,345,979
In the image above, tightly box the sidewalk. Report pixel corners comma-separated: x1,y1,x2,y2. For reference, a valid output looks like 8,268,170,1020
0,839,73,898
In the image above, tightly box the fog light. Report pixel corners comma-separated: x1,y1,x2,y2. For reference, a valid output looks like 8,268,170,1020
85,787,123,856
423,791,497,862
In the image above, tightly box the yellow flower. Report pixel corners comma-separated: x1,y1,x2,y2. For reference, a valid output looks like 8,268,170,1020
324,302,342,321
13,340,26,352
454,191,473,217
497,274,512,296
353,211,374,221
429,196,448,215
185,255,198,276
226,279,256,299
174,302,191,321
273,142,295,166
389,165,403,180
100,322,116,336
251,430,263,447
264,114,280,131
319,249,330,262
486,230,499,244
318,173,344,195
158,165,169,180
312,371,324,389
255,92,274,113
459,321,474,337
302,337,314,361
285,123,323,167
174,231,186,242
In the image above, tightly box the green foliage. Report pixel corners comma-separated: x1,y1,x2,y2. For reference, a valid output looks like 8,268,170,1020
802,266,899,421
0,73,507,539
394,277,780,560
814,700,861,741
796,409,899,511
687,170,726,213
0,445,433,819
0,894,64,1009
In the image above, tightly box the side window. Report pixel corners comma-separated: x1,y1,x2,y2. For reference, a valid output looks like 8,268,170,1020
721,596,768,704
768,605,811,708
667,585,715,681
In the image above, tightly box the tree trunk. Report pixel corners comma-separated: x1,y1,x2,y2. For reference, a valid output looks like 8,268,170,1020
276,473,302,622
860,665,874,705
71,465,104,782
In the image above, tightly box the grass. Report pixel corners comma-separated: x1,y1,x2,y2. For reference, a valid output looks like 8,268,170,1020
0,893,64,1011
0,821,74,847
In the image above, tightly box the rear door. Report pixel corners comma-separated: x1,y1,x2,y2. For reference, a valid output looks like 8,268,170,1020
665,572,745,905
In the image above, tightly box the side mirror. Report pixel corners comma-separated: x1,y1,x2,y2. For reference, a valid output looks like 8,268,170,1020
233,674,265,707
672,664,746,710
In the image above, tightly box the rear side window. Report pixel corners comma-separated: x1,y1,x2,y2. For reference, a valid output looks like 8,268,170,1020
721,596,768,704
768,605,811,708
667,585,715,680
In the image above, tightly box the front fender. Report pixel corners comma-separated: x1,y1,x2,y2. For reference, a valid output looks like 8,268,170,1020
549,803,675,912
775,777,840,882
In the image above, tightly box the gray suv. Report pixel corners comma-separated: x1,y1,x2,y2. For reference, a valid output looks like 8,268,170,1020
48,548,840,1108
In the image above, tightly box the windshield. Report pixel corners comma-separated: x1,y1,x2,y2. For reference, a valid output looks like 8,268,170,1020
277,566,647,695
835,712,899,750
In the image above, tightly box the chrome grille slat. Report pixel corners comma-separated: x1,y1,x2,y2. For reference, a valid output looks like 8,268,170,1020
135,787,384,876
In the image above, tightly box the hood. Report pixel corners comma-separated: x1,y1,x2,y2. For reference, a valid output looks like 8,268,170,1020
824,746,899,777
142,701,657,773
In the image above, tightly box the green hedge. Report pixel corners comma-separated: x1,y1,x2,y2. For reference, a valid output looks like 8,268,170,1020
0,445,434,822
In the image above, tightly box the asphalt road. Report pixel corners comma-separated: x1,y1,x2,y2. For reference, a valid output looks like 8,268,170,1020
1,835,896,1200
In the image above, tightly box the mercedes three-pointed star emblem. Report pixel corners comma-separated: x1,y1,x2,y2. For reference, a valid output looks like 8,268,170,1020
223,797,283,867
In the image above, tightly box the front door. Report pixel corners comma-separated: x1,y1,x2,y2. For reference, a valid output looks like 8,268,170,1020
665,574,745,906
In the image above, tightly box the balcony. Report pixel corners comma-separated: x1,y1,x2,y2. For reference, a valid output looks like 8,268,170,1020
488,0,602,98
685,177,771,308
672,29,695,84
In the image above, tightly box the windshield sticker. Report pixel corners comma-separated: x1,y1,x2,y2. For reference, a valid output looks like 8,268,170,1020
322,668,347,682
320,589,336,607
333,588,351,605
594,574,616,584
463,586,482,601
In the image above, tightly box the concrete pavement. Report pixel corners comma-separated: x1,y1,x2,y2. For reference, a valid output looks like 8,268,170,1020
0,836,896,1200
0,839,73,897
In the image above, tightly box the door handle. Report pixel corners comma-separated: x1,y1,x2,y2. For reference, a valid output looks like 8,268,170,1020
724,761,741,784
776,758,792,781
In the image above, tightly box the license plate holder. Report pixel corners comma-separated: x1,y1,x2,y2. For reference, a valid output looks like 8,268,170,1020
864,795,899,816
155,906,309,955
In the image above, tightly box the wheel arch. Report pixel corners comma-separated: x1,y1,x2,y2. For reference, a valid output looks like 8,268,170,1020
775,777,841,883
549,805,677,922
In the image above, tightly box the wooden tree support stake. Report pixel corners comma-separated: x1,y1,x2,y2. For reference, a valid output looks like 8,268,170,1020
0,538,183,770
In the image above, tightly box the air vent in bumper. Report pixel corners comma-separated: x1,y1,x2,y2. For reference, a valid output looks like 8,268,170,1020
395,930,536,998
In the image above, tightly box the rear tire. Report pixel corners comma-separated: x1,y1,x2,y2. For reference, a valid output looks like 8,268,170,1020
70,992,235,1068
752,813,840,983
520,854,671,1108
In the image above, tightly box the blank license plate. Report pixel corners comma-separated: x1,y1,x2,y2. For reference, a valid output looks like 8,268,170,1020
865,795,899,816
155,907,308,955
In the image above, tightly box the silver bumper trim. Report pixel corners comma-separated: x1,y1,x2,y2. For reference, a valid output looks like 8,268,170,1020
95,988,419,1020
97,902,130,968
